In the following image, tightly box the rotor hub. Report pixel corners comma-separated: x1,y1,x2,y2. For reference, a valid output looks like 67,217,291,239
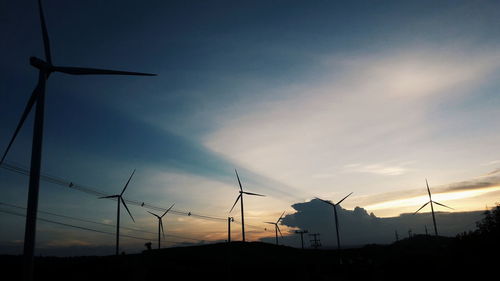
30,56,52,72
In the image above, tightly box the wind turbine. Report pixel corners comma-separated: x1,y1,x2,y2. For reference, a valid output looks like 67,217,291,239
147,203,175,249
316,192,353,251
414,179,453,236
99,170,137,255
265,211,286,245
229,169,265,242
0,1,155,280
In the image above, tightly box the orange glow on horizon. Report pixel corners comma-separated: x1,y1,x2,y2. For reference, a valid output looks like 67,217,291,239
364,186,500,213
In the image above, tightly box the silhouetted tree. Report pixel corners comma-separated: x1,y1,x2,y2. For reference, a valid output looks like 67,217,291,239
145,242,152,251
476,204,500,237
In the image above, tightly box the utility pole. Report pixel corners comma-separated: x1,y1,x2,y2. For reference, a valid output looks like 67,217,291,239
227,217,234,243
424,225,428,236
295,230,308,249
395,230,399,241
309,233,321,249
408,229,412,239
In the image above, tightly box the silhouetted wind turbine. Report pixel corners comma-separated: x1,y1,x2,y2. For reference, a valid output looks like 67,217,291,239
99,170,137,255
265,211,285,245
413,179,453,236
229,169,265,242
316,192,353,251
147,203,175,249
0,1,155,280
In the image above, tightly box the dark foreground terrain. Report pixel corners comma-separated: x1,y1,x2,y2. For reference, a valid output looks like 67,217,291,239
0,234,498,281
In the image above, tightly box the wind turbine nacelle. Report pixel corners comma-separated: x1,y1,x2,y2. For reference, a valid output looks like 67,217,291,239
30,56,52,71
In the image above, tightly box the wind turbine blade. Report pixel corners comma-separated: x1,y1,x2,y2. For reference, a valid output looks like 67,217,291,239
235,169,243,192
277,225,283,238
52,66,156,76
243,191,265,197
277,211,286,223
121,197,135,222
160,219,165,238
315,197,335,206
0,83,41,165
432,201,454,210
426,179,432,199
413,201,430,215
229,195,241,213
161,203,175,218
99,195,119,199
264,222,276,224
120,169,136,196
147,211,160,219
38,0,52,64
336,192,353,205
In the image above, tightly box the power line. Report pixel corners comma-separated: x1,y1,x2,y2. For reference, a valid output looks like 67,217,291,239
0,209,213,244
0,161,271,232
0,201,200,242
309,233,321,249
0,161,274,235
0,208,204,245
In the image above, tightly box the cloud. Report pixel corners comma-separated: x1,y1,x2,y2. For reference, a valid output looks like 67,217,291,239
341,162,411,176
485,168,500,176
203,47,500,197
481,160,500,166
274,199,484,247
445,180,500,192
333,168,500,216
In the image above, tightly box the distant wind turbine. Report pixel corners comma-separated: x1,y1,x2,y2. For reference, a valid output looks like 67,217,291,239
99,170,137,255
265,211,286,245
413,179,453,236
0,1,155,280
147,203,175,249
316,192,353,252
229,169,265,242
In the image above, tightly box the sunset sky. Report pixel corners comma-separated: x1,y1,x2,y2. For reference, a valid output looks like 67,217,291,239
1,0,500,255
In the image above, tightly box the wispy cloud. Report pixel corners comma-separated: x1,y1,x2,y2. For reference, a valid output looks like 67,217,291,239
203,47,500,196
481,160,500,166
342,162,411,176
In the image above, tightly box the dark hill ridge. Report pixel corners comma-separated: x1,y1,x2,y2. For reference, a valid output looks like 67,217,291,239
0,238,497,281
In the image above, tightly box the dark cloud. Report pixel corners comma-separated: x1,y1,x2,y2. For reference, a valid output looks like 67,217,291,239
265,199,485,248
486,168,500,176
442,168,500,192
444,178,500,192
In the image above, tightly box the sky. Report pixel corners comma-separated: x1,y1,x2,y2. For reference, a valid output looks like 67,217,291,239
1,0,500,255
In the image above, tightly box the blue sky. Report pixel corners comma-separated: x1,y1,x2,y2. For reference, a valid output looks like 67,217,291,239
1,0,500,254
